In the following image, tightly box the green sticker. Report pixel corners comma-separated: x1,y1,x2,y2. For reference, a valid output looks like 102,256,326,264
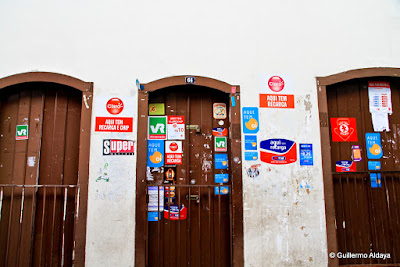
148,116,167,139
149,103,165,115
16,125,28,140
215,137,227,152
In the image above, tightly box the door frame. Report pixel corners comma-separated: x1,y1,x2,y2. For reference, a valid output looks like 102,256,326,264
0,71,93,266
135,75,244,266
316,67,400,267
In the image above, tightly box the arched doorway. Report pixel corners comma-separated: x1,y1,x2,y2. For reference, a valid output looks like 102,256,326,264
0,72,92,266
135,76,244,266
317,68,400,266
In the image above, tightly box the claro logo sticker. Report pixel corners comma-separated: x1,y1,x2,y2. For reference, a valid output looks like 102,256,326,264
260,139,297,164
103,139,134,155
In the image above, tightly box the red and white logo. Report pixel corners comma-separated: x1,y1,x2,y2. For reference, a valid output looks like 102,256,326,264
268,76,285,92
169,142,178,152
106,98,124,115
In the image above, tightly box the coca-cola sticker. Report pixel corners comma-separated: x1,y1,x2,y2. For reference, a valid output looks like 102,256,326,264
331,118,358,142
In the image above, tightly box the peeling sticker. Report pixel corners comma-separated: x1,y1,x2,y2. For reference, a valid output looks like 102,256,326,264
83,95,90,109
27,157,36,167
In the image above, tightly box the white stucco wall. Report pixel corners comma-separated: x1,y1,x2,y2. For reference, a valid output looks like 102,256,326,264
0,0,399,266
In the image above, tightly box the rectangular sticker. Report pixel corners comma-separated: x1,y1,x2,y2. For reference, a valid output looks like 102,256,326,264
368,82,392,114
147,140,164,167
215,154,228,169
352,145,362,162
259,94,295,109
165,141,183,164
148,211,161,222
16,125,28,140
213,103,227,119
103,139,134,155
336,161,356,172
244,151,258,161
164,205,187,220
149,103,165,115
215,186,229,195
330,118,358,142
95,117,133,132
215,137,228,152
368,161,381,170
167,116,185,140
148,116,167,139
215,174,229,183
366,133,383,159
260,139,297,164
299,144,313,166
244,135,257,150
370,173,382,188
148,186,164,211
242,107,259,133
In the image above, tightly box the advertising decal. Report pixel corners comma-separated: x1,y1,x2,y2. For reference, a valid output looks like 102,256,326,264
351,145,362,162
16,125,28,140
242,107,259,133
167,116,185,140
148,116,167,140
368,82,392,132
259,75,295,109
215,174,229,183
215,137,228,152
244,135,257,150
330,118,358,142
260,139,297,164
147,140,164,167
213,103,227,119
368,161,381,170
148,186,164,211
103,139,134,155
245,151,258,161
212,127,228,136
215,186,229,195
366,133,383,159
95,96,134,132
370,173,382,188
148,103,165,115
336,161,356,172
215,154,228,169
164,205,187,220
165,141,183,165
299,144,313,166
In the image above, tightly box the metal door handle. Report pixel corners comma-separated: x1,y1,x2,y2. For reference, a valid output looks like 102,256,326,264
186,124,200,133
186,194,200,203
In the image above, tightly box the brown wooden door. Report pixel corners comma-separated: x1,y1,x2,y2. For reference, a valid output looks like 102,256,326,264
0,82,82,266
147,85,232,267
327,77,400,265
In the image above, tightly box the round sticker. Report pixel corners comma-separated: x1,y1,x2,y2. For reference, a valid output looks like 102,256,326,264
218,120,224,126
268,76,285,92
169,142,178,151
106,98,124,115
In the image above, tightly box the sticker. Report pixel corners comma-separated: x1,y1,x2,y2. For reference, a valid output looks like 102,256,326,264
103,139,134,155
299,144,313,166
16,125,28,140
260,139,297,164
330,118,358,142
164,168,176,182
148,116,167,139
164,186,175,204
351,145,362,162
164,205,187,220
215,174,229,183
149,103,165,115
218,120,224,126
165,141,183,164
148,186,164,211
96,163,110,182
231,96,236,107
213,103,227,119
366,133,383,159
368,161,381,170
336,161,356,172
215,186,229,195
259,74,294,94
242,107,259,134
370,173,382,188
244,135,257,150
215,137,228,152
244,151,258,161
148,212,161,222
231,86,236,94
212,127,228,136
167,116,185,140
106,98,124,115
368,82,392,114
147,140,164,167
259,94,295,109
215,154,228,169
246,164,260,178
95,117,133,132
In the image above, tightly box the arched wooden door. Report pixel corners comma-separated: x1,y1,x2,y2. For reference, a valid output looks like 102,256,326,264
135,76,244,267
0,72,92,267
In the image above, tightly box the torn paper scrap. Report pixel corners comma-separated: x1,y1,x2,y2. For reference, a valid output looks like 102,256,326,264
371,113,390,132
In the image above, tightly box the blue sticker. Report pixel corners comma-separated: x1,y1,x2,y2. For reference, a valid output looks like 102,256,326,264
215,154,228,169
147,140,164,167
245,151,258,161
242,107,259,134
245,135,258,150
148,211,160,221
368,161,381,170
215,186,229,195
366,133,383,159
215,174,229,183
231,96,236,107
299,144,313,166
370,173,382,188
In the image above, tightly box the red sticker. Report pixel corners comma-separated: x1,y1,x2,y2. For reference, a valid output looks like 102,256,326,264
336,161,356,172
106,98,124,115
268,76,285,92
331,118,358,142
95,117,133,132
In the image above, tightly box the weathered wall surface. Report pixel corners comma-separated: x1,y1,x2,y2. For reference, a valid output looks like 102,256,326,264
0,0,399,266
